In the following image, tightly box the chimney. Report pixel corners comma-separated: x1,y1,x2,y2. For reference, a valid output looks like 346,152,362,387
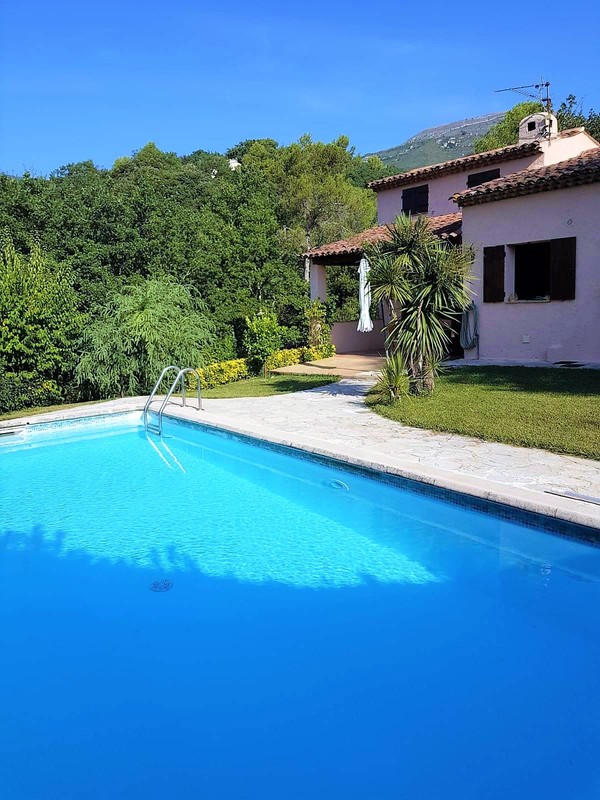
518,112,558,143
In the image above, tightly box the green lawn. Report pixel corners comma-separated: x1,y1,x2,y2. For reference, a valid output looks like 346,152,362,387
0,400,101,422
367,367,600,460
0,375,339,421
202,374,339,398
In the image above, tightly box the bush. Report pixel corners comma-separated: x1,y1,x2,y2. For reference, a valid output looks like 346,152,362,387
196,359,249,389
265,348,304,370
0,370,63,414
264,343,336,371
243,312,285,371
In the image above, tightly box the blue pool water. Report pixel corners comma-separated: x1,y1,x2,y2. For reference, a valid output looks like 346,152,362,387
1,413,599,799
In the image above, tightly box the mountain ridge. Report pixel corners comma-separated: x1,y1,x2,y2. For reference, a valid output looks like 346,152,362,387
368,111,506,173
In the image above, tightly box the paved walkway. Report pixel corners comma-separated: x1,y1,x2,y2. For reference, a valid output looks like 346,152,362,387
273,352,384,378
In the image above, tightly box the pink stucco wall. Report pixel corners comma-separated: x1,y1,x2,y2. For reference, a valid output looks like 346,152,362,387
376,156,539,223
538,130,599,166
331,320,385,353
462,182,600,363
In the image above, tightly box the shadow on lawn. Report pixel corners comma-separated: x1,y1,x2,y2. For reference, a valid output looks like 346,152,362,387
443,367,600,396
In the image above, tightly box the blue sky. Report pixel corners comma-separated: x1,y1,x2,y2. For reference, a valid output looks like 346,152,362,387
1,0,599,175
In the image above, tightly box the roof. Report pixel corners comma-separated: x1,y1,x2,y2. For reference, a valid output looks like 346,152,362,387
453,146,600,206
304,212,462,259
368,141,542,191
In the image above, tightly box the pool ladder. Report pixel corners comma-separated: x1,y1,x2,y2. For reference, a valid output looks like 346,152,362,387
143,366,203,436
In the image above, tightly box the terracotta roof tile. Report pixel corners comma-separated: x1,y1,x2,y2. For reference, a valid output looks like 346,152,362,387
368,141,542,191
453,146,600,206
304,212,462,259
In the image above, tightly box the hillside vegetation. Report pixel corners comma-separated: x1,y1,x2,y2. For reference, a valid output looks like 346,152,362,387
0,136,386,409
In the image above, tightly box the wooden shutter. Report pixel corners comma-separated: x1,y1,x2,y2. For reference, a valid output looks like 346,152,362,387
402,184,429,214
415,184,429,212
550,237,576,300
467,168,500,188
483,246,505,302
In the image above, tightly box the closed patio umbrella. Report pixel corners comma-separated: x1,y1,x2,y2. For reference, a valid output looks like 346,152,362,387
357,256,373,333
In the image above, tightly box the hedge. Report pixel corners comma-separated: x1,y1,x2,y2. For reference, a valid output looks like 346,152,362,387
0,372,63,414
265,343,335,371
196,359,249,389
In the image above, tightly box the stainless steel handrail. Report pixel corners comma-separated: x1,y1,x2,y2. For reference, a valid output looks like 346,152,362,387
153,367,203,435
143,365,180,431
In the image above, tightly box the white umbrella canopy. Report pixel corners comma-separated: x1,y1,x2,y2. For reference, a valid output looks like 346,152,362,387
357,256,373,333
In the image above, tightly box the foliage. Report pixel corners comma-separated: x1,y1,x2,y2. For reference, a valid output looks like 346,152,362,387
76,276,216,397
243,311,286,370
368,215,472,394
371,353,410,404
304,298,333,351
197,358,248,389
0,133,385,409
0,232,82,379
473,102,542,152
367,366,600,460
302,344,335,361
474,95,600,153
0,368,63,414
264,342,335,371
555,95,600,141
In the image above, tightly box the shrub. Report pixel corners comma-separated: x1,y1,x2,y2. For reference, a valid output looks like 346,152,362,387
264,343,336,372
0,370,63,414
265,348,304,371
371,354,410,404
196,359,249,389
243,312,285,372
305,299,332,350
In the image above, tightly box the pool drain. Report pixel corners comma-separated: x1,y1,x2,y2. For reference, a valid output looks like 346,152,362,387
329,479,349,491
149,579,173,592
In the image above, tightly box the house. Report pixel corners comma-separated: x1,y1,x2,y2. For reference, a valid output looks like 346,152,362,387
304,113,600,363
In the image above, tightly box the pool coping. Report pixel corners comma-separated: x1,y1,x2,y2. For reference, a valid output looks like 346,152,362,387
2,397,600,534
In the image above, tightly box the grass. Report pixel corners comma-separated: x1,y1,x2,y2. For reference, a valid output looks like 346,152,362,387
202,374,339,398
0,375,339,421
0,400,101,422
367,366,600,460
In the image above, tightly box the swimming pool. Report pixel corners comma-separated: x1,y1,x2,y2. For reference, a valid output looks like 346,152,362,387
1,412,599,799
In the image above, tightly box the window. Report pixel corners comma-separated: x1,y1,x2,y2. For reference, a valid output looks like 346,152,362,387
513,238,576,301
514,242,551,299
483,238,577,304
527,121,536,132
402,184,428,214
467,168,500,188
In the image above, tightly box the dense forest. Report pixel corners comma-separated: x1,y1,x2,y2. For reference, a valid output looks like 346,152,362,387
0,136,387,408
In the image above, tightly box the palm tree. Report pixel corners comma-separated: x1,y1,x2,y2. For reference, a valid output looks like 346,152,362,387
367,215,472,395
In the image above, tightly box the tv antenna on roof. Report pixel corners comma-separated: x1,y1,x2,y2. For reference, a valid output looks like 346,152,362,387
495,80,552,114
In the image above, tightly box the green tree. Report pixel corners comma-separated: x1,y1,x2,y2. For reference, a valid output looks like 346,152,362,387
367,215,472,395
243,311,285,373
0,233,81,379
473,102,542,152
76,276,215,397
556,95,600,141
